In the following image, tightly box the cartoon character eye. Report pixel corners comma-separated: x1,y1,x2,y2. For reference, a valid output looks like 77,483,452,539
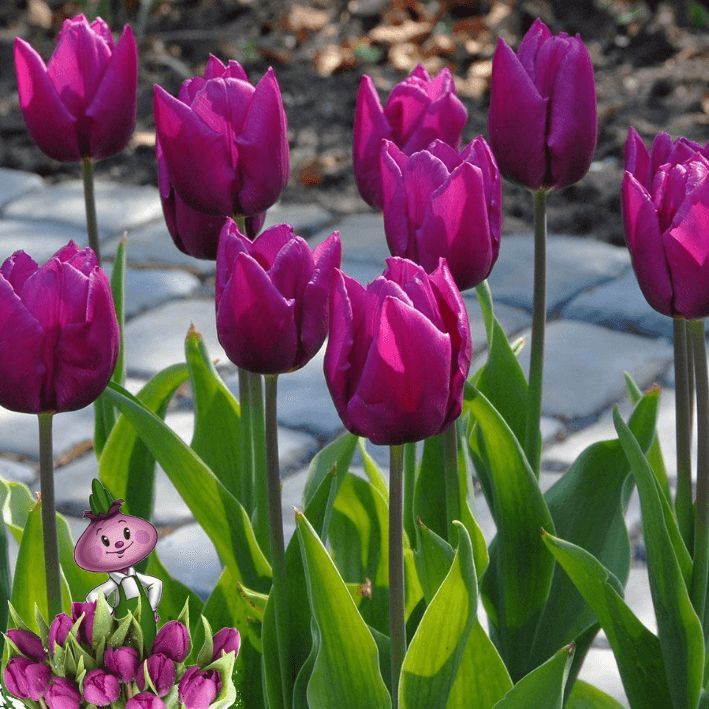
123,527,131,540
101,535,110,547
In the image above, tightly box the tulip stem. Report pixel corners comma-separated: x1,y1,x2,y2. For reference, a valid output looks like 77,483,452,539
389,443,406,707
38,412,62,619
250,372,269,554
81,158,101,262
264,374,292,708
238,368,254,512
403,442,417,544
674,318,694,548
443,423,460,542
689,319,709,631
523,189,547,477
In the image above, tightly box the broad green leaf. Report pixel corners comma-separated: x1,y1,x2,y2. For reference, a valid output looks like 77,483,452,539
104,383,271,592
414,434,447,540
0,483,10,643
543,531,672,708
493,644,574,709
358,440,389,499
143,552,202,623
303,433,358,509
100,364,189,520
2,481,35,541
399,522,477,708
566,679,624,709
414,520,454,604
297,512,390,709
466,387,555,679
613,409,704,709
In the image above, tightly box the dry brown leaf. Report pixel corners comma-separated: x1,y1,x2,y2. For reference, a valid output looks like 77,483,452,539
314,44,356,77
131,131,156,148
423,33,455,58
286,5,330,34
369,20,433,46
27,0,53,29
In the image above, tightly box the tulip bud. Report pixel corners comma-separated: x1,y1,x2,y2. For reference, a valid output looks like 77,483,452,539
7,628,46,662
380,137,501,291
45,676,81,709
152,620,190,663
325,258,471,445
178,666,222,709
136,654,176,698
4,656,33,698
14,15,137,162
82,668,120,706
212,627,241,660
154,55,289,217
127,693,167,709
71,600,96,647
48,613,73,654
104,646,140,683
488,18,596,191
216,222,341,374
622,129,709,319
353,65,467,208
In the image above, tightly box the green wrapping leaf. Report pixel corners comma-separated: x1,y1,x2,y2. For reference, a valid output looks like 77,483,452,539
466,387,555,679
613,409,704,709
201,649,238,709
297,512,391,709
566,680,624,708
543,531,672,707
528,390,660,674
493,644,574,709
1,481,34,541
399,522,477,708
185,328,244,504
0,483,11,642
100,364,189,520
104,383,271,592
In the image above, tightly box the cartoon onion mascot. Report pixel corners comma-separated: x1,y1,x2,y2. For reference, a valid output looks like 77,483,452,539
74,479,162,619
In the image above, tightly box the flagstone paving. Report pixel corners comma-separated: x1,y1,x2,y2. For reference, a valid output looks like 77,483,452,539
0,169,695,706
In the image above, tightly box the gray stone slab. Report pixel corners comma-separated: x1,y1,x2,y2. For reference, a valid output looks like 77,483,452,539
0,458,36,485
264,203,333,236
282,468,309,543
123,299,226,377
0,168,44,208
156,523,221,599
0,219,91,262
516,321,673,421
314,212,388,266
463,296,530,354
488,235,630,313
578,648,627,705
4,181,162,238
623,565,656,634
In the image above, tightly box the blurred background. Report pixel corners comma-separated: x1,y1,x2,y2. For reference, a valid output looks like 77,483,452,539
0,0,707,245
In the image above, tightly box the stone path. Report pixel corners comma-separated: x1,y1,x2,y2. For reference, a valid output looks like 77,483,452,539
0,166,688,705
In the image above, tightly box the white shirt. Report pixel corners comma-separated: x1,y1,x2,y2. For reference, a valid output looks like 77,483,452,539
86,567,162,612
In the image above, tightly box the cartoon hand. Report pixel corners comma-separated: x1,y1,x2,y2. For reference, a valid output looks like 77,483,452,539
154,611,160,623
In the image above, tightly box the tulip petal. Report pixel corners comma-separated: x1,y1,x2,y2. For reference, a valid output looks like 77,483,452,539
426,139,463,171
270,236,313,302
86,25,138,160
217,253,297,373
236,68,289,215
383,257,443,329
624,127,651,189
249,223,295,268
403,150,450,228
154,84,236,215
0,251,38,293
384,80,429,148
380,142,411,258
215,219,250,304
487,38,547,189
14,38,81,161
516,17,552,78
406,90,467,154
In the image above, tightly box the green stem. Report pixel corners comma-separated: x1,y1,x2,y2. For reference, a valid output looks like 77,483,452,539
250,371,269,553
403,442,416,544
689,318,709,631
38,413,61,618
264,375,292,708
523,189,547,477
674,318,694,547
389,443,406,707
81,158,101,262
238,368,254,512
442,424,460,543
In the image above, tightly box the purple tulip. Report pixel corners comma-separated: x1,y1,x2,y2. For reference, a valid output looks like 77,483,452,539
380,137,501,291
136,654,176,697
7,628,46,662
178,666,221,709
4,656,33,698
82,668,120,706
353,64,467,208
151,620,190,663
622,129,709,319
0,243,118,414
48,613,73,654
154,55,289,217
216,221,341,374
71,600,96,647
104,646,140,683
212,627,241,660
46,676,81,709
14,15,137,162
127,693,167,709
325,257,471,445
487,18,596,191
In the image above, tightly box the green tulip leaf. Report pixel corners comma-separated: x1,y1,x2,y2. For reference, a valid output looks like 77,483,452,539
566,679,624,708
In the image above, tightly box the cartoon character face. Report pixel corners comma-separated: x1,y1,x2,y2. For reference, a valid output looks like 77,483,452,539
74,512,158,573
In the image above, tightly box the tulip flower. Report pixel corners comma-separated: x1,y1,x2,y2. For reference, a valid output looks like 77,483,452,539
48,613,73,654
14,15,137,163
70,601,96,648
151,620,190,663
178,666,221,709
136,654,176,697
216,221,341,374
7,628,46,662
353,64,467,208
380,137,501,291
487,18,596,191
154,55,289,218
212,627,241,660
104,646,140,683
82,668,121,705
325,257,471,445
127,693,167,709
4,656,33,699
46,676,81,709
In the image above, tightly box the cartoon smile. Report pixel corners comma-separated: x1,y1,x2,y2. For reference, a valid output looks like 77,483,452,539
107,541,134,556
